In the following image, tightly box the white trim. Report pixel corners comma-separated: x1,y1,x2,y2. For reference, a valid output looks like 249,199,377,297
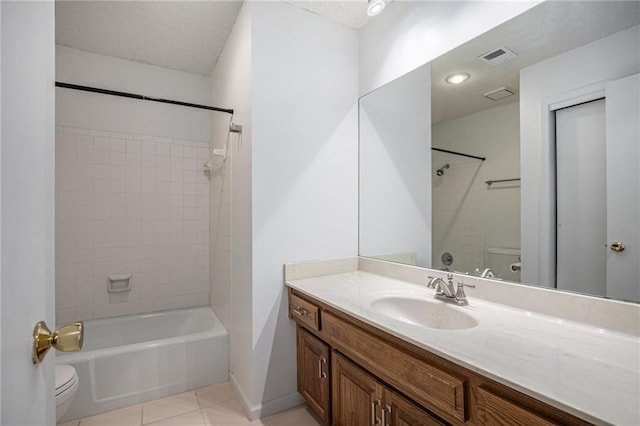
229,372,305,421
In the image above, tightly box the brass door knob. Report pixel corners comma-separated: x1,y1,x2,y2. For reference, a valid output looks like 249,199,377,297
610,242,625,252
32,321,83,364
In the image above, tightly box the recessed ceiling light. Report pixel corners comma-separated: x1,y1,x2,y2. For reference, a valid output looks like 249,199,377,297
445,73,470,85
367,0,386,16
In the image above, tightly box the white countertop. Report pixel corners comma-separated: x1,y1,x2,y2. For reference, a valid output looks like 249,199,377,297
286,270,640,425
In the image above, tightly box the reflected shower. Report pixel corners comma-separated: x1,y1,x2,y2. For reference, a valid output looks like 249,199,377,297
436,163,450,176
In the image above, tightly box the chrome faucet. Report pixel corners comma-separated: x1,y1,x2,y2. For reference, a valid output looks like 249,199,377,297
427,273,475,306
474,268,495,278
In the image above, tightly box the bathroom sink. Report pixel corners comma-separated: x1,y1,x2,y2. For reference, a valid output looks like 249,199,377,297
370,296,478,330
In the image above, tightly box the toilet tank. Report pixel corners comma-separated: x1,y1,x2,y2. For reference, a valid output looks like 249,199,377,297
486,248,521,282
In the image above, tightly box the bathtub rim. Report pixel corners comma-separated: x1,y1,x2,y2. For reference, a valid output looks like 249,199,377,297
56,306,228,364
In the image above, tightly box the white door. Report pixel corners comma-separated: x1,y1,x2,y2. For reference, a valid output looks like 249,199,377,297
605,73,640,302
1,2,56,425
556,99,607,296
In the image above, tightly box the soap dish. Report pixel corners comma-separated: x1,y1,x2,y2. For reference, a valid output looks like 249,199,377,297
108,274,132,293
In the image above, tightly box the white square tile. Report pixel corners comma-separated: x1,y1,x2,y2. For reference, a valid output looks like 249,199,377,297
110,138,127,152
111,179,127,193
58,133,77,149
200,399,256,426
127,153,141,166
127,180,141,193
127,167,141,180
170,144,184,158
77,134,94,151
94,136,110,151
141,167,156,181
127,139,141,153
111,165,127,179
170,157,184,170
79,404,141,426
146,410,206,426
58,148,77,163
157,143,171,157
170,169,184,183
157,157,171,169
183,158,198,171
77,149,93,164
94,178,110,193
141,141,156,155
111,151,127,166
141,154,156,168
94,165,110,179
197,148,209,161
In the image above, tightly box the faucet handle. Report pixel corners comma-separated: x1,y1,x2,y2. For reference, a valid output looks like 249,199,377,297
455,281,476,304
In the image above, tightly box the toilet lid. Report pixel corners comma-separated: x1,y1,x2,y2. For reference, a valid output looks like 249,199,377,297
55,365,78,397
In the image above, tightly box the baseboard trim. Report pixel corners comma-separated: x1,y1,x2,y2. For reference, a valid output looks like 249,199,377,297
229,373,305,421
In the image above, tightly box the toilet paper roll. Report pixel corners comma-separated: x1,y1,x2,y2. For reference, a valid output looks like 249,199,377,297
510,262,521,272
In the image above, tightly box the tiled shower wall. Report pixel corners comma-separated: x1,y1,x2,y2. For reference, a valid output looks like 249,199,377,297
55,126,210,323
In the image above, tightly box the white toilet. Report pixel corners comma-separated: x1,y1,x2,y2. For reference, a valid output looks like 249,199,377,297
55,364,79,422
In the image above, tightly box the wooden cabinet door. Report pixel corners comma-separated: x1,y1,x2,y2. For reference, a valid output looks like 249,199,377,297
298,327,331,422
383,389,446,426
333,352,384,426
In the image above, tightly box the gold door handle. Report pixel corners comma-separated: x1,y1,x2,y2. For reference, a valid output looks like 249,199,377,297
32,321,83,364
610,242,625,252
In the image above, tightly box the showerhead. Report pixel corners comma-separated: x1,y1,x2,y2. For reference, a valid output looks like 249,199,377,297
436,163,450,177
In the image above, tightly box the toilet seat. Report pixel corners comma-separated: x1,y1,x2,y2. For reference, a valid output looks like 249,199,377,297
55,365,78,397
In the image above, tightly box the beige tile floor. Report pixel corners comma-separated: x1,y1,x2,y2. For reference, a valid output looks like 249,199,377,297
58,382,322,426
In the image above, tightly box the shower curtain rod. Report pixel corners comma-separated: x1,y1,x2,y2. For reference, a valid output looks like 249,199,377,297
431,147,485,161
55,82,234,115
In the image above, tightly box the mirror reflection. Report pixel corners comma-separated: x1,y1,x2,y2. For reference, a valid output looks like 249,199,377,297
359,1,640,302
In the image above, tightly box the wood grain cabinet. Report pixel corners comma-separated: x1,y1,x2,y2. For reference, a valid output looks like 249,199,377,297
333,352,445,426
477,386,559,426
297,328,331,423
288,289,592,426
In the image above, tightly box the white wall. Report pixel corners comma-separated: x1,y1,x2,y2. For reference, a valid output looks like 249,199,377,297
250,1,358,417
1,1,56,423
209,0,254,406
359,64,431,266
56,46,212,143
520,25,640,287
55,126,210,322
432,102,520,275
358,1,540,95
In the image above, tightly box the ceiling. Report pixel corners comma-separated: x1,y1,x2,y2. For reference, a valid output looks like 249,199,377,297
55,0,371,76
431,1,640,125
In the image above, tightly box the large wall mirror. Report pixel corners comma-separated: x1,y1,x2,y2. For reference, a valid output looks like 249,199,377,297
359,1,640,302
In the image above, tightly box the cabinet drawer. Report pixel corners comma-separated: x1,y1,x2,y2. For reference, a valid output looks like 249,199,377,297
477,387,559,426
323,311,466,423
289,292,321,331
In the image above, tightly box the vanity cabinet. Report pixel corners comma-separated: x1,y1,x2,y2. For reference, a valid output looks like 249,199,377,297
297,328,331,423
288,289,591,426
333,352,445,426
476,387,557,426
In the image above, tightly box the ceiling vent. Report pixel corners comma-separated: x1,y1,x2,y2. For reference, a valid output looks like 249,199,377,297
478,46,518,66
484,87,516,101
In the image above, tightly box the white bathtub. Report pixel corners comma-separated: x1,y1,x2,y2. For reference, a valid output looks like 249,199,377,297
57,307,229,422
